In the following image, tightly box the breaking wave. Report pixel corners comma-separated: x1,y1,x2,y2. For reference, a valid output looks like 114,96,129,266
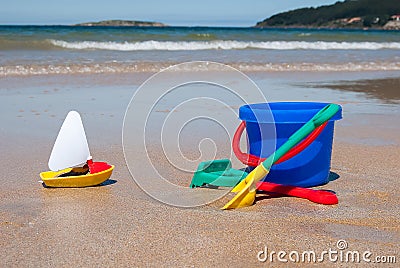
50,40,400,51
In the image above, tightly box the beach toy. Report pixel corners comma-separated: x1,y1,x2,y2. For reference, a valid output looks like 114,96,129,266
190,159,338,204
236,102,342,187
223,103,340,209
256,181,338,205
190,121,325,189
190,159,248,188
233,121,328,167
40,111,114,187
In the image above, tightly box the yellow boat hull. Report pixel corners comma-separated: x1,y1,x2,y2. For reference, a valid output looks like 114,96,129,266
40,165,114,188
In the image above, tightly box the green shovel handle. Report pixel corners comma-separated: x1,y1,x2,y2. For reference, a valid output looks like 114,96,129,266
312,103,340,127
262,103,340,170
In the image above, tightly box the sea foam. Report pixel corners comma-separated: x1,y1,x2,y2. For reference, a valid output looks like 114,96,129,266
2,61,400,76
50,40,400,51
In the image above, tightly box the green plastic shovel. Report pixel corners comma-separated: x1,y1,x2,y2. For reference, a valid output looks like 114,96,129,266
190,159,248,188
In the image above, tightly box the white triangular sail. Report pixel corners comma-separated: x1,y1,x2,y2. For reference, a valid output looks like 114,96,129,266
48,111,91,171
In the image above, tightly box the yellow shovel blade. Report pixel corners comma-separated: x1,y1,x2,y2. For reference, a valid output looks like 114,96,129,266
222,165,269,210
222,178,256,209
231,175,249,193
231,164,269,192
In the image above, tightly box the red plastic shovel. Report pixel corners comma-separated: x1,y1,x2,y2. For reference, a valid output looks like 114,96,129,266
256,181,338,205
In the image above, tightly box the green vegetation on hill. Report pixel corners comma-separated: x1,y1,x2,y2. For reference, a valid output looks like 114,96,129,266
256,0,400,29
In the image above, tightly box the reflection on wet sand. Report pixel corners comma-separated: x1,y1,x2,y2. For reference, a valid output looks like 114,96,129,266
311,77,400,103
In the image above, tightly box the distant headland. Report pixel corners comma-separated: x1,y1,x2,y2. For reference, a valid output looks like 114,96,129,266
255,0,400,30
74,20,167,27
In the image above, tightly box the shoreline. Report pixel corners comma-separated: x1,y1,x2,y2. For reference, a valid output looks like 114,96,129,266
3,62,400,77
1,71,399,145
253,25,400,31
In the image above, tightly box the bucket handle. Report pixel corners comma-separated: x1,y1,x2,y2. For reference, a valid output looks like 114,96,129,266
232,121,328,167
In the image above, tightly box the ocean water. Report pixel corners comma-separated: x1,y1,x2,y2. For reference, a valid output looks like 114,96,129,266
1,25,400,76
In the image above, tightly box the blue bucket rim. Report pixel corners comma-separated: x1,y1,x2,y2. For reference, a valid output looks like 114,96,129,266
239,102,342,123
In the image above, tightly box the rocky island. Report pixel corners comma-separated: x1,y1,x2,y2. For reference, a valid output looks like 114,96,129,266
255,0,400,30
74,20,166,27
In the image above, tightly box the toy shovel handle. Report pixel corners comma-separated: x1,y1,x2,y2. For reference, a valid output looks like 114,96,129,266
262,103,340,170
312,103,339,127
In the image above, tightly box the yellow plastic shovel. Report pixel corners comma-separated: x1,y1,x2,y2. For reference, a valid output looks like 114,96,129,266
222,103,340,210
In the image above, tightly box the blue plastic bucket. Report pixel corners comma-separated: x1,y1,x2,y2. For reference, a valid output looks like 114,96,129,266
239,102,342,187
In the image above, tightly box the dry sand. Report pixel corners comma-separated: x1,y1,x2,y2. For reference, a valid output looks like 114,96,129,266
0,72,399,266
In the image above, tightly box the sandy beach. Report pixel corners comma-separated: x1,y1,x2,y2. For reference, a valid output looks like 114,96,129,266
0,71,399,266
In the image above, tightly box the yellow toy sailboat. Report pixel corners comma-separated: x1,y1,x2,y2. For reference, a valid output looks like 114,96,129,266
40,111,114,187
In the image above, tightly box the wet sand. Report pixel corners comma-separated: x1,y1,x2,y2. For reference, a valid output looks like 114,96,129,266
1,72,399,266
311,77,400,104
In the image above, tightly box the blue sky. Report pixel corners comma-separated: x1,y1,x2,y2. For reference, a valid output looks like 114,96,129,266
1,0,338,26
